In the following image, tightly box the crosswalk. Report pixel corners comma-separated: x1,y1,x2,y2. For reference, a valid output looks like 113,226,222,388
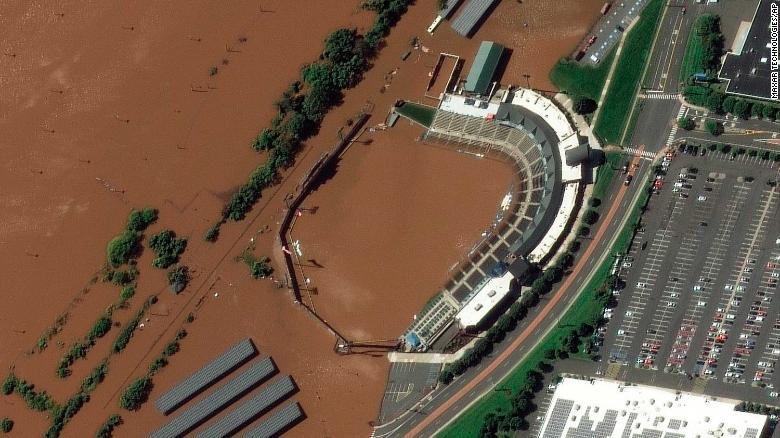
623,147,656,159
666,105,687,146
641,92,680,100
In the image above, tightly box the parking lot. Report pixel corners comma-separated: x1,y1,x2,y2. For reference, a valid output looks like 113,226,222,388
601,148,780,396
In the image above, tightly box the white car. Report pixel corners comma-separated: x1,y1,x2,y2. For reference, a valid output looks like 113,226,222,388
697,195,707,201
725,285,733,291
637,282,647,288
618,329,627,336
772,272,779,278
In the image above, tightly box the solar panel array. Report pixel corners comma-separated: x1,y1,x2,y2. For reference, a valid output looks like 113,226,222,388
156,339,257,415
150,357,276,438
194,376,296,438
241,402,303,438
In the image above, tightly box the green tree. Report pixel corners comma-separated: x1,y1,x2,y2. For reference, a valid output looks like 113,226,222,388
0,418,12,433
677,117,695,130
705,92,724,114
149,230,187,269
583,209,599,225
107,231,140,267
167,265,190,293
721,96,736,114
119,377,152,411
704,120,723,136
323,28,359,64
573,97,597,115
733,99,751,119
761,105,776,120
751,102,765,118
302,62,334,92
126,208,158,233
252,128,278,151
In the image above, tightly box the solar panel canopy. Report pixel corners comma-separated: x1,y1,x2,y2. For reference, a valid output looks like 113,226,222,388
155,338,257,415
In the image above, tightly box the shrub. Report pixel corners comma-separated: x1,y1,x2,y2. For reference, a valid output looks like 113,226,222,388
81,361,108,393
88,316,113,341
120,286,135,301
163,341,180,357
0,418,12,433
95,414,122,438
119,377,152,411
2,375,16,395
677,117,695,130
167,265,190,293
148,357,168,374
204,223,221,242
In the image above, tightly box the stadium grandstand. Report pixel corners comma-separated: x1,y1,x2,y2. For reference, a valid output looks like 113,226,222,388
402,87,591,349
539,377,768,438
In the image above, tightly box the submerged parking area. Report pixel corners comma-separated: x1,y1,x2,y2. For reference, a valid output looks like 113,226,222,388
601,149,780,396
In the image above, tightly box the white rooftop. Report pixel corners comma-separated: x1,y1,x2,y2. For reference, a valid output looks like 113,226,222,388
511,89,582,183
439,93,500,118
528,182,579,263
540,378,767,438
455,270,513,328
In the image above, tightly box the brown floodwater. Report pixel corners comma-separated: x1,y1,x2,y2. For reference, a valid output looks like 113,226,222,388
292,122,515,341
0,0,606,436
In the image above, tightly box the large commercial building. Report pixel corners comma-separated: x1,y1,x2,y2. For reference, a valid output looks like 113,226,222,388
718,0,780,101
539,378,768,438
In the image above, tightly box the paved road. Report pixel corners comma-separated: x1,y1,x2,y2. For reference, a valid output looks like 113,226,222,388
374,0,777,436
370,152,651,438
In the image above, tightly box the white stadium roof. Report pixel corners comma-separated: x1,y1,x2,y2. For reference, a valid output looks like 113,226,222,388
540,378,767,438
455,270,513,328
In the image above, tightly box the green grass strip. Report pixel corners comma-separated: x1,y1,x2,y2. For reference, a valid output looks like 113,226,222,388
678,15,710,83
395,102,437,128
549,48,616,101
594,0,665,144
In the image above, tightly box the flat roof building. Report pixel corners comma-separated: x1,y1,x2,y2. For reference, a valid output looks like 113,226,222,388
450,0,499,37
718,0,780,101
464,41,504,95
455,270,514,329
539,377,768,438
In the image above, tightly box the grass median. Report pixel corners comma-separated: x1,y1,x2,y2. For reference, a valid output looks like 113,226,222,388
549,48,616,101
592,152,622,201
437,182,651,438
593,0,664,144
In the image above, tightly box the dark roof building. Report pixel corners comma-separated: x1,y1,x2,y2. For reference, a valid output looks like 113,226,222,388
718,0,780,101
464,41,504,95
450,0,499,37
564,143,590,166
